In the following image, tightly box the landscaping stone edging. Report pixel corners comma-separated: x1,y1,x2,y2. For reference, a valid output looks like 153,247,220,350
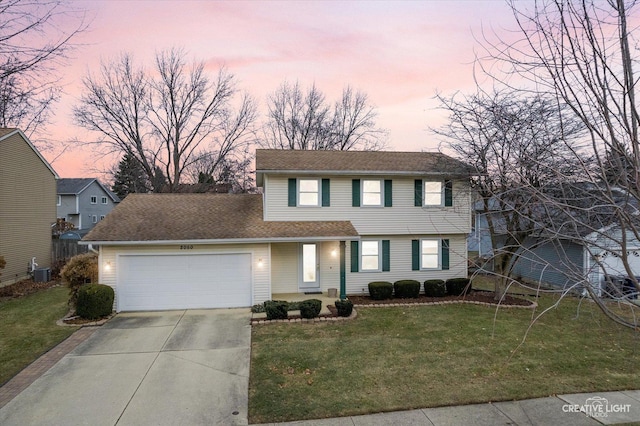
251,308,358,325
56,309,115,327
353,299,538,309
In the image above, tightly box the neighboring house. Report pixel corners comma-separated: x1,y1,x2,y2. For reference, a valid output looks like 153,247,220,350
0,128,58,285
82,150,473,312
473,186,640,296
57,178,120,231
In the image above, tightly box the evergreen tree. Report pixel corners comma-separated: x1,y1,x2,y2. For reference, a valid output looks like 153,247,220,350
112,153,148,199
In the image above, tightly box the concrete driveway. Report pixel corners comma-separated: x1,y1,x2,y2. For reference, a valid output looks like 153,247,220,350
0,309,251,426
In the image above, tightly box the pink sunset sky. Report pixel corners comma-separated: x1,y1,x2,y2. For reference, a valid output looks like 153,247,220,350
45,0,517,179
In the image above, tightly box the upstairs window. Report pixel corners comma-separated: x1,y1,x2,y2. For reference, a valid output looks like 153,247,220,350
298,178,319,206
424,181,443,206
101,196,108,204
414,180,453,207
90,196,97,204
288,178,330,207
362,180,382,206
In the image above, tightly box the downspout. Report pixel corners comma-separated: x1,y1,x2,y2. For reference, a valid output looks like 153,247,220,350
340,241,346,300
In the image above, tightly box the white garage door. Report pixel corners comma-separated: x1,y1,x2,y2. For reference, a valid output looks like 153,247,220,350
118,253,252,311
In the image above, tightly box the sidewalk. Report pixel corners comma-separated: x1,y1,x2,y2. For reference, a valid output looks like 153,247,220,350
257,390,640,425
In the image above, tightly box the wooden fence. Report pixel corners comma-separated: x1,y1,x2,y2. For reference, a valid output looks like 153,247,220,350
51,239,89,263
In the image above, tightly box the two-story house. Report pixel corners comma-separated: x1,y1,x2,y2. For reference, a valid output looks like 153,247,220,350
0,128,58,285
82,150,472,312
57,178,120,231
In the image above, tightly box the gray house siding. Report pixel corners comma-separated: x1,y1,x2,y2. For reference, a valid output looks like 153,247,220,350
57,179,119,230
508,237,584,289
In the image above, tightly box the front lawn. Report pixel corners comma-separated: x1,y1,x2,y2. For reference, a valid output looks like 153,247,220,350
249,293,640,423
0,286,78,385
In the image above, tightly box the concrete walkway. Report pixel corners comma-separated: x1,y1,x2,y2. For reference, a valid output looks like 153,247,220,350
257,391,640,425
0,309,252,426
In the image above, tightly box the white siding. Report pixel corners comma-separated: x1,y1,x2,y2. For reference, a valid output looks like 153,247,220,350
263,175,471,235
99,243,271,310
345,235,468,295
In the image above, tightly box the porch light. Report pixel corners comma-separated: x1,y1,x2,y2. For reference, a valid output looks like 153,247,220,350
257,258,264,268
104,261,111,271
331,248,338,257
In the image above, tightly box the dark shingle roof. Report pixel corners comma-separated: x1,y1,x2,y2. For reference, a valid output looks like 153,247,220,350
255,149,473,178
83,193,359,243
57,178,120,202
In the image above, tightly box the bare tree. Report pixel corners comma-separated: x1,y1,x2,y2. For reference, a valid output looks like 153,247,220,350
73,48,257,192
435,89,585,299
261,81,387,150
475,0,640,328
0,0,85,137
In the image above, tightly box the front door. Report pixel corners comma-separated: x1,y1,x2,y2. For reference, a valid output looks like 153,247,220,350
300,243,320,291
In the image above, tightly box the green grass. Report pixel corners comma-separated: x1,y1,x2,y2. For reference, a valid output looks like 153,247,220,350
0,286,78,385
249,293,640,423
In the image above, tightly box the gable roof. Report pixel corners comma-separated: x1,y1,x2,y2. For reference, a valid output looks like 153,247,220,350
0,128,58,178
82,193,359,244
255,149,472,185
57,178,120,202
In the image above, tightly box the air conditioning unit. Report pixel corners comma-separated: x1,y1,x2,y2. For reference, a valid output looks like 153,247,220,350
34,268,51,283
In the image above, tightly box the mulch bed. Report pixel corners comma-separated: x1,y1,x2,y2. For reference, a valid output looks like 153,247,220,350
348,290,535,307
0,278,61,300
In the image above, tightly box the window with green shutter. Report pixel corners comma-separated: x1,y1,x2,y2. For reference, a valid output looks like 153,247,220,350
382,240,390,271
350,241,359,272
322,178,330,207
384,180,392,207
288,178,296,207
414,180,422,206
442,239,450,270
444,180,453,207
411,239,420,270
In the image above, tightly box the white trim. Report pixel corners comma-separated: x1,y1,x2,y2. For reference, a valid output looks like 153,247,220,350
297,177,321,207
360,240,382,272
420,238,441,270
361,179,383,207
423,179,444,207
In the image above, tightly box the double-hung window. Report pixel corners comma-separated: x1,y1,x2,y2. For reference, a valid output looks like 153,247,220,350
362,180,382,206
298,178,319,206
288,178,330,207
350,240,391,272
101,196,108,204
412,238,450,270
90,196,97,204
361,241,380,271
414,180,452,207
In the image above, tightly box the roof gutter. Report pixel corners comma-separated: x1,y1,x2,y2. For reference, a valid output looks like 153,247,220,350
79,235,361,246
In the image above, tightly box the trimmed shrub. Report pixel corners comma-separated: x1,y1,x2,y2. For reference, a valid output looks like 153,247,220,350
368,281,393,300
264,300,288,320
299,299,322,319
393,280,421,298
76,284,114,320
0,255,5,277
251,304,265,313
334,299,354,317
446,277,471,296
60,252,98,306
424,279,446,297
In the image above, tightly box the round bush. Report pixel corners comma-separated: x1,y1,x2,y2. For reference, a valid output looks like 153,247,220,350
264,300,288,320
368,281,393,300
76,284,114,320
334,299,354,317
60,252,98,306
393,280,421,298
299,299,322,319
446,278,471,296
424,279,446,297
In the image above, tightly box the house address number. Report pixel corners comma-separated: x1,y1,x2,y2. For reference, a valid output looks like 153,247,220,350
180,245,194,250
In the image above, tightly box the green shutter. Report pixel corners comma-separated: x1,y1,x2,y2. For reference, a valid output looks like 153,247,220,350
352,179,361,207
384,180,392,207
411,239,420,271
382,240,390,271
442,239,450,270
350,241,359,272
444,180,453,207
322,178,330,207
288,178,296,207
414,179,422,206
